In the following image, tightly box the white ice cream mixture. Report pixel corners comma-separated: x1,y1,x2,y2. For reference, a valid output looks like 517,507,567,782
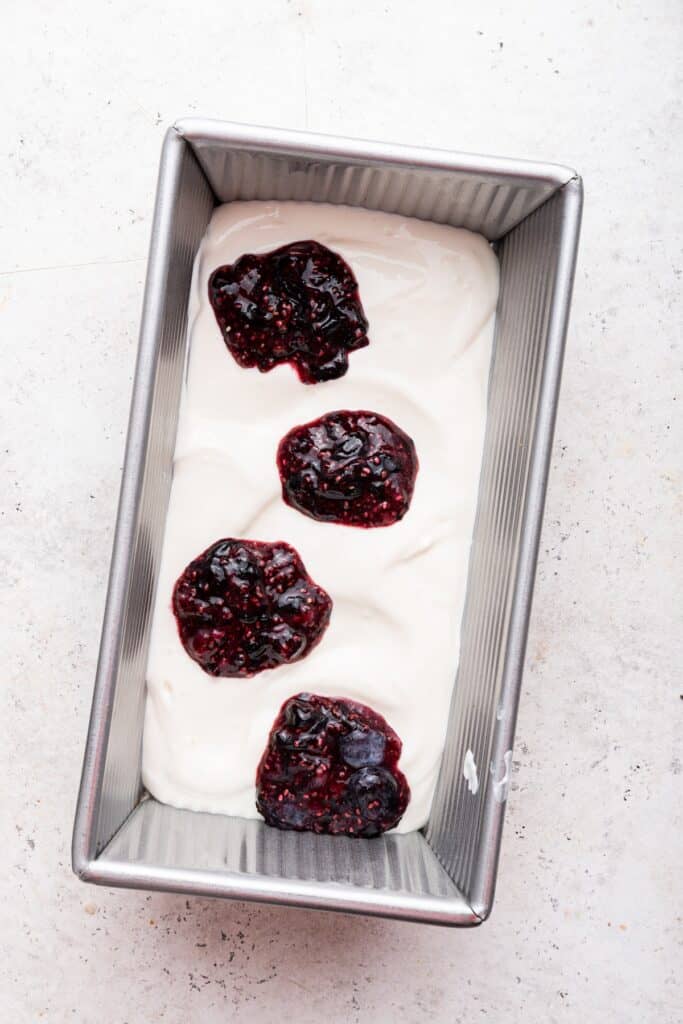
142,200,498,833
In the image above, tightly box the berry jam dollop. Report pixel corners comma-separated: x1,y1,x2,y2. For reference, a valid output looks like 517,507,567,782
277,410,419,528
208,240,369,384
172,539,332,678
256,693,410,837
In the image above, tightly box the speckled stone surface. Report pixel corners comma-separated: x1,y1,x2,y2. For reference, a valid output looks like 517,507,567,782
2,2,681,1021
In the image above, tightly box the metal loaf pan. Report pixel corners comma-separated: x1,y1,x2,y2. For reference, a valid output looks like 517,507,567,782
72,119,582,926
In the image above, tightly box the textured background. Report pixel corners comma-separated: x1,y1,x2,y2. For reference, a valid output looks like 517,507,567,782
2,1,681,1021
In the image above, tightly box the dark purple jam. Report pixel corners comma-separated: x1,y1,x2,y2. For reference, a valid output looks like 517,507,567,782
172,539,332,677
208,240,369,384
277,410,418,527
256,693,410,837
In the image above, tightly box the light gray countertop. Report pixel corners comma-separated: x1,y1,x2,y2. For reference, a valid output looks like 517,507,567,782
2,2,681,1021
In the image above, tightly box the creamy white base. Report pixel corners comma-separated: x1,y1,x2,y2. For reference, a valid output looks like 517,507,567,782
142,201,498,833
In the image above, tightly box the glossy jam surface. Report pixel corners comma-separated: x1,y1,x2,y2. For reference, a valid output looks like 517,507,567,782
208,240,369,384
172,539,332,677
256,693,410,837
277,410,419,528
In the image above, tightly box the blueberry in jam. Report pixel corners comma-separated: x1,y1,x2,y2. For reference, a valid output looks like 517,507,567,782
172,539,332,678
277,410,419,528
208,240,369,384
256,693,410,837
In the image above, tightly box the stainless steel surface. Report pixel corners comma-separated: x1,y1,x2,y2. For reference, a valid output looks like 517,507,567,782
71,131,214,864
180,118,575,241
426,179,583,917
93,799,475,925
73,119,582,926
